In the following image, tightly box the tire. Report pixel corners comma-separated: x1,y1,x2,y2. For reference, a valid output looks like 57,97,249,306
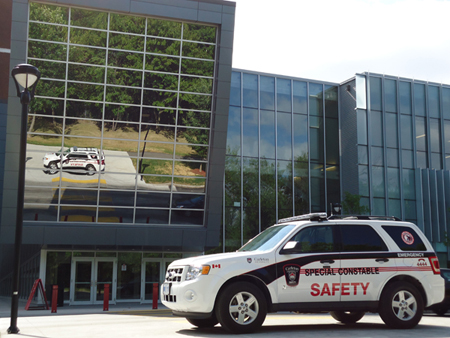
215,282,267,334
86,164,95,175
330,311,365,324
379,281,424,329
186,316,219,328
48,161,58,174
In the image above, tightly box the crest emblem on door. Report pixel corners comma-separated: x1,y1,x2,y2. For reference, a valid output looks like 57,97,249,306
283,264,301,286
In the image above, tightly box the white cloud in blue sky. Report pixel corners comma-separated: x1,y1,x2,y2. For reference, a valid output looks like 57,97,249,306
231,0,450,84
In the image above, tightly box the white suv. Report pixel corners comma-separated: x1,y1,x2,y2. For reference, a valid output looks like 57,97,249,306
43,147,105,175
161,213,445,333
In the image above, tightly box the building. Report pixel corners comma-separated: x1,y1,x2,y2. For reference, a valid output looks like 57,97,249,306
0,0,449,306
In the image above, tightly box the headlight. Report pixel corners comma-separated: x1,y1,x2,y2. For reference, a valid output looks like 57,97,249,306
185,265,210,281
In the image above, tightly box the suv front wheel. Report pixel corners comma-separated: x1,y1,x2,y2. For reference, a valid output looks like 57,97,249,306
215,282,267,334
379,281,424,329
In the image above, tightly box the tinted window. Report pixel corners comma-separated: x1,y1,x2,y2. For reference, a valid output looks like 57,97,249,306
290,225,334,253
382,226,426,251
339,225,387,251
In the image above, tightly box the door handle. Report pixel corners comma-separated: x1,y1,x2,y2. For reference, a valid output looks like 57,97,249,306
376,258,389,262
320,259,335,264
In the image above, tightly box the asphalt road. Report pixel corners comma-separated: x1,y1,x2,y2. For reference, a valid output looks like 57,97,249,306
1,311,449,338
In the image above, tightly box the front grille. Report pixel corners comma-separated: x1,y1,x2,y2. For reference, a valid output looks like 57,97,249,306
166,267,184,283
164,295,177,302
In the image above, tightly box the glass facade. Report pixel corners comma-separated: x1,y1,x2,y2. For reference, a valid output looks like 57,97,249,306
25,3,217,225
356,74,450,226
224,71,340,251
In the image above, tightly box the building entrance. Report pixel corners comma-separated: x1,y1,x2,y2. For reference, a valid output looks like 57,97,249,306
70,257,117,305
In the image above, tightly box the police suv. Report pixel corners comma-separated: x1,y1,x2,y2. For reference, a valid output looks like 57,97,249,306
161,213,445,333
43,147,105,175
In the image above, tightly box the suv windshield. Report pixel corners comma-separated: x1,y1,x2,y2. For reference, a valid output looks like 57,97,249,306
238,224,296,252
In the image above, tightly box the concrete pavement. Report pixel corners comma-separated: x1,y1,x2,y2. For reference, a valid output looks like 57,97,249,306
1,297,450,338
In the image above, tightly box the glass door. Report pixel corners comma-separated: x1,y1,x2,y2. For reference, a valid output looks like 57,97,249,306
71,258,94,304
142,260,160,303
94,258,117,304
71,257,117,304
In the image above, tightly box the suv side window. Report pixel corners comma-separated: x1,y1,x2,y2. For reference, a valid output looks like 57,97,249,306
290,225,334,253
339,224,388,252
381,225,426,251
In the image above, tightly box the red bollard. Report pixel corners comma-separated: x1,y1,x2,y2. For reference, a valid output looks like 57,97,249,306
152,283,158,309
103,284,109,311
51,285,58,313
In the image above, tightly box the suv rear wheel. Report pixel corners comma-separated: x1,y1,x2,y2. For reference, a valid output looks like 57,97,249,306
379,281,424,329
215,282,267,334
330,311,365,324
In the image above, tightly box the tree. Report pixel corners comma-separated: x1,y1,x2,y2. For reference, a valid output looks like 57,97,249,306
341,191,370,215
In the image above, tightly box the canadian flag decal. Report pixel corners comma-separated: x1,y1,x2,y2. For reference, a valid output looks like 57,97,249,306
212,264,221,269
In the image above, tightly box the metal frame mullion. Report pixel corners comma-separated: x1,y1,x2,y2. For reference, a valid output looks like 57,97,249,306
291,79,295,216
307,83,311,213
366,73,373,213
274,78,278,222
257,75,261,232
240,72,244,245
396,79,405,220
322,84,327,214
381,77,389,214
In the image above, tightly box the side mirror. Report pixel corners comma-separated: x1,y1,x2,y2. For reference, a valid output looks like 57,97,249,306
280,241,302,254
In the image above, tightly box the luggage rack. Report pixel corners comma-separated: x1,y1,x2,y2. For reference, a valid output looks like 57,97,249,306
328,215,402,221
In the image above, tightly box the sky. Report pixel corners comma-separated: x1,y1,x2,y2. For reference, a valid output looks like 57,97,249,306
230,0,450,84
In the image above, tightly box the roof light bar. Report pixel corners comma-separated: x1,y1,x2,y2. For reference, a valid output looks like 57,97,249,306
278,212,328,224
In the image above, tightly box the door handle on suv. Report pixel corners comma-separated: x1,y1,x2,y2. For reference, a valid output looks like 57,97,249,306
376,258,389,262
320,259,335,264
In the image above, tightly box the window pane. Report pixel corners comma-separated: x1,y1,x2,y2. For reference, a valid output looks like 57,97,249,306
358,165,369,196
326,118,339,165
277,113,292,160
260,110,275,159
370,111,383,147
278,160,293,217
71,28,106,47
445,120,450,154
260,76,274,110
387,168,400,198
402,169,415,199
260,159,276,230
415,117,426,152
402,150,413,168
110,13,145,34
372,166,385,198
29,41,67,61
69,64,105,84
387,148,399,167
147,18,181,39
243,158,259,208
431,153,441,170
428,86,440,118
414,83,426,116
182,23,216,43
310,116,323,162
430,118,441,153
109,32,145,51
309,83,323,116
371,146,384,166
182,42,214,60
277,78,291,112
225,156,240,206
357,109,367,145
146,55,179,73
358,146,368,165
370,77,382,111
242,108,258,157
71,8,107,29
243,74,258,108
293,81,307,114
69,45,106,65
226,106,241,155
443,87,450,120
30,3,68,24
29,22,68,42
109,50,143,69
399,82,412,115
401,115,412,150
325,85,338,118
230,72,241,107
310,163,325,211
385,79,397,112
386,113,398,148
293,114,308,161
294,161,309,215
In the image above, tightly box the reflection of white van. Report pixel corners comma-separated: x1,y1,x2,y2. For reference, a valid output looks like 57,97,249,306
43,147,105,174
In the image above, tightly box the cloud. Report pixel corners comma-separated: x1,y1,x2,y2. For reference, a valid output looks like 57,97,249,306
232,0,450,84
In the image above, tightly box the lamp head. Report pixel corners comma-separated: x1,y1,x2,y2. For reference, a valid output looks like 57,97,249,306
11,64,41,101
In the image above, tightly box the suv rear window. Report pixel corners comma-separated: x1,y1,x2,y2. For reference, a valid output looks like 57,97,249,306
340,224,388,251
382,225,426,251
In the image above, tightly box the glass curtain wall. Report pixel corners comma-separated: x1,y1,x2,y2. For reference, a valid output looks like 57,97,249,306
224,71,339,251
363,74,450,223
24,3,217,225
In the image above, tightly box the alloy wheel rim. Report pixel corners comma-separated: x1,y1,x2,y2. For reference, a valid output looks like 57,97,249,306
392,290,417,321
228,291,259,325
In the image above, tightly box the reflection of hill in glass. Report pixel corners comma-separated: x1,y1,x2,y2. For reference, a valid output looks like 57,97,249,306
27,119,195,156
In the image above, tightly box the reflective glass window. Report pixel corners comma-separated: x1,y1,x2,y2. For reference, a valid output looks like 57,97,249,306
326,118,339,165
399,82,412,115
431,153,441,170
445,120,450,154
402,150,414,168
358,146,368,165
243,208,259,244
225,156,241,207
387,148,399,167
430,118,441,153
402,169,415,199
110,13,145,34
243,73,258,108
277,113,292,160
404,199,416,221
179,92,212,110
414,83,426,116
309,83,323,116
293,81,307,114
371,146,384,166
358,165,369,196
325,85,338,118
294,160,309,215
370,111,383,147
183,23,216,43
386,113,398,148
181,58,213,76
260,110,275,159
443,87,450,120
310,116,323,163
401,115,412,150
225,207,241,251
277,78,291,112
327,166,340,208
230,72,241,107
385,79,397,113
357,109,367,145
109,32,145,51
387,168,400,198
373,198,386,215
226,106,241,155
71,27,107,47
29,22,68,42
415,117,426,152
416,151,427,169
278,160,293,218
372,166,385,198
310,163,325,212
260,159,276,230
243,108,258,157
147,18,181,39
260,76,274,110
370,77,382,111
71,8,107,29
30,3,69,24
428,86,440,118
243,158,259,208
29,41,67,61
293,114,308,161
388,199,401,219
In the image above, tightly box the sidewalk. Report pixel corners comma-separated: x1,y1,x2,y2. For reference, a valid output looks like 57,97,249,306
0,296,170,318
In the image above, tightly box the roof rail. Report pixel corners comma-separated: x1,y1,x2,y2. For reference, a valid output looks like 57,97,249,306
327,215,402,221
278,212,328,224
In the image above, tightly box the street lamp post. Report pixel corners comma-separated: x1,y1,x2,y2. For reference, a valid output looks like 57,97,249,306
8,64,40,334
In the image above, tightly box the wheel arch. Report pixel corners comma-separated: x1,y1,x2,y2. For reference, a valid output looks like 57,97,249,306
214,275,273,313
380,275,427,305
